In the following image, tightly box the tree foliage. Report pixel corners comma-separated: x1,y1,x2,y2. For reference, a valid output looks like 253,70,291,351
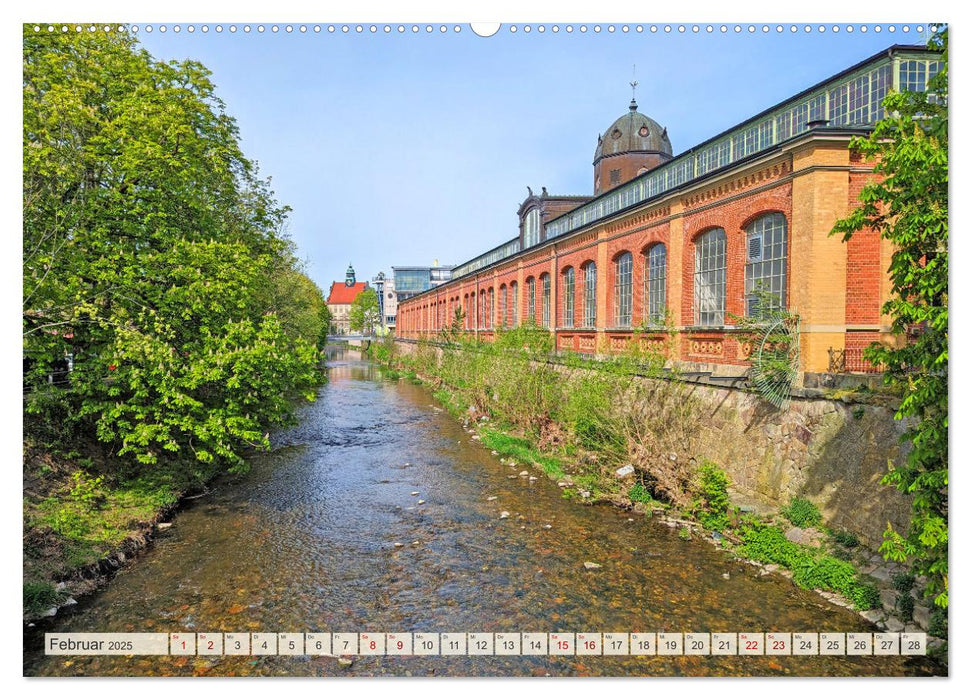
348,288,380,336
23,25,327,470
830,28,948,607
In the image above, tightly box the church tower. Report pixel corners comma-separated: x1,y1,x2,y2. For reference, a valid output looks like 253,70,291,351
345,263,356,287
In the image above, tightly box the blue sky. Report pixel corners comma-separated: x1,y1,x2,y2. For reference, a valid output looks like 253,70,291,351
137,24,921,293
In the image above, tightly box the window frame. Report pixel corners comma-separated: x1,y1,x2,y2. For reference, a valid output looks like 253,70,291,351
744,213,788,319
562,267,575,328
644,243,667,327
693,228,727,327
582,262,597,328
613,252,633,328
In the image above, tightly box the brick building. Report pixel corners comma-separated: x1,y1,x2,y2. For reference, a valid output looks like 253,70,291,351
396,45,941,377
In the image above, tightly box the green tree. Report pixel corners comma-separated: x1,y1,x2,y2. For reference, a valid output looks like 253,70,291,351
23,25,321,470
319,301,333,344
831,29,948,607
348,288,380,336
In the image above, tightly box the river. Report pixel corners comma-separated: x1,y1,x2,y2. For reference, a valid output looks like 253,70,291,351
24,348,937,676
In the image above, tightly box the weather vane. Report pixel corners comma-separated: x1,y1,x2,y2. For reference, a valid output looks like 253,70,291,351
630,64,638,101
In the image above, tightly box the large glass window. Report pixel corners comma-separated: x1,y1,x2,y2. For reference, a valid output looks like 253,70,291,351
645,244,667,326
745,213,788,318
523,209,541,248
488,287,495,329
562,267,575,328
614,252,633,327
694,229,727,326
582,262,597,327
527,277,536,323
541,273,551,328
510,281,518,326
499,285,507,328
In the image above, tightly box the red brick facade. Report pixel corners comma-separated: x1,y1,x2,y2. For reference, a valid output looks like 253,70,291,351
396,139,892,376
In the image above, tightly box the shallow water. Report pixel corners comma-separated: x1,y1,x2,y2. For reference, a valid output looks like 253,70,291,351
24,349,938,676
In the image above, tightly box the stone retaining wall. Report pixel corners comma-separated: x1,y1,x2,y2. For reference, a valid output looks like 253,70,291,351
392,339,911,546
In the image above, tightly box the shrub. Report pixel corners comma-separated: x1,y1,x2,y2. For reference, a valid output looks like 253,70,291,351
693,460,731,531
628,483,653,504
892,572,916,593
781,497,823,528
849,582,882,611
928,607,948,638
831,530,860,548
897,591,915,621
23,581,60,615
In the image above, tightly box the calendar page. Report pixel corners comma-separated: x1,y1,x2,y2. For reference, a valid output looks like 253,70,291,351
20,3,949,685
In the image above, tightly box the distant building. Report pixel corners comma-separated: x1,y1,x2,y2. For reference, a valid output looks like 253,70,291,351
392,262,454,304
327,263,368,335
372,271,397,332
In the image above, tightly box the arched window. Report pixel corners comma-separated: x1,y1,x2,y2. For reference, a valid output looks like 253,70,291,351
469,292,475,330
499,285,507,328
540,273,551,328
694,228,727,326
645,244,667,326
479,290,487,330
582,262,597,327
614,252,633,327
527,277,536,324
488,287,495,329
562,267,575,328
510,281,518,326
745,213,787,318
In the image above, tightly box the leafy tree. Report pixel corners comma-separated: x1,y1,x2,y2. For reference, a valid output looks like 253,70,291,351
348,288,380,336
831,28,948,607
319,301,333,345
23,25,322,470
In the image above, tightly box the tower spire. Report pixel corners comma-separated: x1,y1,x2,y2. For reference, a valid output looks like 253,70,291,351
629,64,638,111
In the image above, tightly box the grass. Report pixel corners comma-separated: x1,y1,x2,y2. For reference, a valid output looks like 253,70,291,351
479,428,565,480
23,581,63,616
23,448,220,617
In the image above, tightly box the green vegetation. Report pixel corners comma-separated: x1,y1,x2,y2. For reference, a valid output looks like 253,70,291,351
693,461,731,531
897,591,915,622
479,429,564,480
892,572,916,593
23,25,329,610
349,288,381,335
781,497,823,529
23,581,62,616
390,324,705,510
831,530,860,548
739,524,880,610
831,27,949,609
928,608,948,639
24,25,327,471
628,483,655,505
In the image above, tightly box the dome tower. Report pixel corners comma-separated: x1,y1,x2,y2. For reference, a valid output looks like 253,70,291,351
593,96,673,195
